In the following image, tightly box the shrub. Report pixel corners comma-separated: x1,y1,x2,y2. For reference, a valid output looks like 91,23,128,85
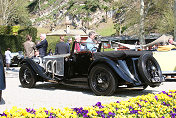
0,26,12,35
0,26,37,54
18,26,37,43
46,36,59,53
46,36,73,53
0,35,23,54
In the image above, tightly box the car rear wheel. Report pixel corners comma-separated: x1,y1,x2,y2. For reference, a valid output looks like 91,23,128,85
19,64,36,88
89,64,117,96
138,54,163,87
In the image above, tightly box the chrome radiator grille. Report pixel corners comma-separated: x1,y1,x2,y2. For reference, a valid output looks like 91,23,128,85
43,55,65,76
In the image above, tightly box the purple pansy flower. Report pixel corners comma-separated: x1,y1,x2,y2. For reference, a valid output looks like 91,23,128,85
116,101,120,103
129,106,133,110
101,114,105,118
0,113,7,117
168,95,172,97
173,108,176,112
130,110,138,114
155,96,158,100
171,113,176,118
45,110,49,114
94,102,104,108
26,108,36,114
73,107,89,116
108,112,115,116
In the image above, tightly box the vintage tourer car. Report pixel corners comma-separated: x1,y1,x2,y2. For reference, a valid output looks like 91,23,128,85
144,34,176,78
152,50,176,78
0,48,6,102
10,51,24,66
114,34,176,78
19,42,164,96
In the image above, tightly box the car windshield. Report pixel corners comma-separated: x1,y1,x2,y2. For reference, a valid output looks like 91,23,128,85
11,52,19,57
18,51,23,55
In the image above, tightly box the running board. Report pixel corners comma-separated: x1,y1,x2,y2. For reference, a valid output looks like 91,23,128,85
60,78,89,89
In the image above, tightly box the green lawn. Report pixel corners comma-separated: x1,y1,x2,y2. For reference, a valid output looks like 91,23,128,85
96,19,116,36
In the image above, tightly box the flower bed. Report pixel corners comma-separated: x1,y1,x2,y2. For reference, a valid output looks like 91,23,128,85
0,90,176,118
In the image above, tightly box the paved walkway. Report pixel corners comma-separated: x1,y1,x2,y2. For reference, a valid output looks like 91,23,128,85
0,67,176,113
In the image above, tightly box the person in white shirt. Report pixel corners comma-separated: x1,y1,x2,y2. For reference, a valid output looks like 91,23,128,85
5,48,12,70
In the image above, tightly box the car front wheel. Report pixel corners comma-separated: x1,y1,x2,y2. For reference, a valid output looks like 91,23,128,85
89,64,117,96
19,64,36,88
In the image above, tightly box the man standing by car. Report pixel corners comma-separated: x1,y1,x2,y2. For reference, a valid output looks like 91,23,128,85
5,48,12,70
36,33,48,57
66,38,72,53
86,31,98,52
55,36,69,55
23,35,36,58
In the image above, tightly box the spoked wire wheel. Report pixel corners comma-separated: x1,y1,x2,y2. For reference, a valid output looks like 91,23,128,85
89,64,117,96
138,54,163,86
19,64,36,88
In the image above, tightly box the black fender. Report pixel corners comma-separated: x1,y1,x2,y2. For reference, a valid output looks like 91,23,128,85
88,57,135,84
20,58,50,81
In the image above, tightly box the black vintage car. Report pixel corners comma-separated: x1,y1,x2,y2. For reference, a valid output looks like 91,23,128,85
0,48,6,101
19,42,164,96
11,51,24,66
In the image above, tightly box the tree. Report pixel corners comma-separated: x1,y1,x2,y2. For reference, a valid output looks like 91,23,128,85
139,0,145,45
113,0,174,37
112,0,135,36
27,0,40,13
0,0,31,26
0,0,17,25
63,0,112,29
102,0,113,22
101,5,110,23
147,0,174,35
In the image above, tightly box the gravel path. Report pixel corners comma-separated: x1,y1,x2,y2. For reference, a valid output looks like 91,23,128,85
0,67,176,113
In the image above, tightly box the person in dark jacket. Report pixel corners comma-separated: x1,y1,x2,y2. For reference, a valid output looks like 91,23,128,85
36,34,48,57
55,36,69,55
0,48,5,102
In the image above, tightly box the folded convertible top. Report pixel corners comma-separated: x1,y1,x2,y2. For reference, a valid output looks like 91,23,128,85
93,50,152,59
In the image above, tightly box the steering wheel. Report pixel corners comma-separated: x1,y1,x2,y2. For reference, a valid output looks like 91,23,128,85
91,47,98,52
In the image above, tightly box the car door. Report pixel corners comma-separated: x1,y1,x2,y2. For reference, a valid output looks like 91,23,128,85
73,51,92,76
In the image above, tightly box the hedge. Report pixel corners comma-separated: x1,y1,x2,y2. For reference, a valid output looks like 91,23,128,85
0,26,37,54
0,26,12,35
18,26,37,43
0,35,23,54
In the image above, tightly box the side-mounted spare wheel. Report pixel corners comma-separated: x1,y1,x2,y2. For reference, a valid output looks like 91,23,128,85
138,53,163,87
89,64,117,96
19,64,36,88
